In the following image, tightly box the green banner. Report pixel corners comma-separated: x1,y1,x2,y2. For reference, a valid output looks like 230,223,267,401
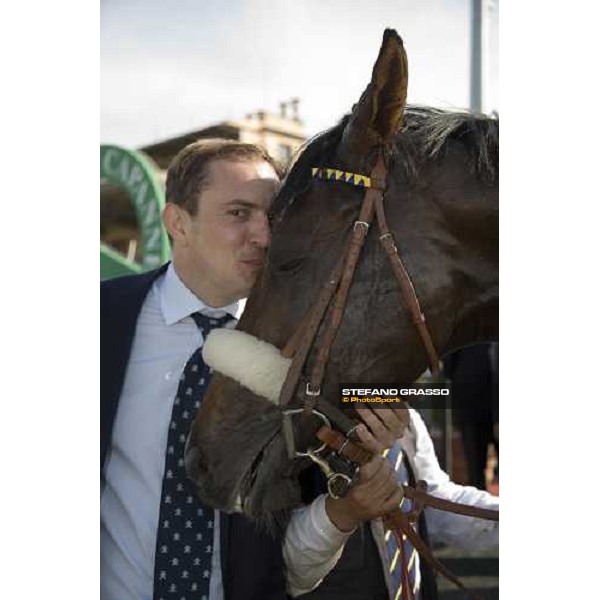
100,145,170,278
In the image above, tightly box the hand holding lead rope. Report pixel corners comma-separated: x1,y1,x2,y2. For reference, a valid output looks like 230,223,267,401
315,425,498,600
316,426,499,522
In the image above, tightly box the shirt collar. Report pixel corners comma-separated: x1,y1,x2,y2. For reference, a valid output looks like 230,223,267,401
159,262,240,325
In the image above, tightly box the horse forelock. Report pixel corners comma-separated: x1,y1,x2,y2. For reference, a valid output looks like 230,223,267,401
269,115,350,220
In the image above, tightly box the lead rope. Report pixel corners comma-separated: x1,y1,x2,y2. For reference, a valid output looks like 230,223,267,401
399,533,414,600
317,426,493,600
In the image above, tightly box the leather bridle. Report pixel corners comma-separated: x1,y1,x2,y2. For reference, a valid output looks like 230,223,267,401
277,148,441,450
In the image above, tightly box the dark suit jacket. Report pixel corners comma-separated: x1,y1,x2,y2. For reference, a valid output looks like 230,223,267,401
442,343,499,427
101,264,287,600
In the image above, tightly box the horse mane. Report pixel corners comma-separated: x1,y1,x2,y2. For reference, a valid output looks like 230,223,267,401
272,106,498,217
401,105,498,183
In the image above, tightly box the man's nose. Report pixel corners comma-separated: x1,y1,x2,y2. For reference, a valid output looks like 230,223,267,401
249,213,271,248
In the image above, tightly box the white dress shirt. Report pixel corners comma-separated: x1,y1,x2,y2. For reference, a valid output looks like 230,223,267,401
283,409,500,597
101,264,241,600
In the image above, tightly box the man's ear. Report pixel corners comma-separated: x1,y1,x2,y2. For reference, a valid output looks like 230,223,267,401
163,203,190,244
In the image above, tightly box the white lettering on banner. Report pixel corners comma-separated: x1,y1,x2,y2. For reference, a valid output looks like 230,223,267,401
144,254,162,267
102,149,120,177
118,155,131,184
146,226,160,252
128,164,144,190
144,200,158,228
134,180,148,209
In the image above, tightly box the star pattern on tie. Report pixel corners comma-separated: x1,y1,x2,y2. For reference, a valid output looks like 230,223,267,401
153,312,234,600
384,442,420,600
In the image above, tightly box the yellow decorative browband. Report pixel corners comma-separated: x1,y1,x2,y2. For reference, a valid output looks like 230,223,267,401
311,167,371,188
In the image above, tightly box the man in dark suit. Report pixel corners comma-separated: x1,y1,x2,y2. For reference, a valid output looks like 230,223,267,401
101,139,286,600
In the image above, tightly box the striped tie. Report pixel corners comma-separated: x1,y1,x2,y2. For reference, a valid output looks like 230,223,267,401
384,442,420,600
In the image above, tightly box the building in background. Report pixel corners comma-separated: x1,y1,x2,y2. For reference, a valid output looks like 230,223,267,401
101,100,307,270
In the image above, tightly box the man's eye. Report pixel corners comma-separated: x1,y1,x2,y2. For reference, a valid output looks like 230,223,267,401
229,208,248,218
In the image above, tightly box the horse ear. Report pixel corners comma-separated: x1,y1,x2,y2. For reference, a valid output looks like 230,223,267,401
338,29,408,162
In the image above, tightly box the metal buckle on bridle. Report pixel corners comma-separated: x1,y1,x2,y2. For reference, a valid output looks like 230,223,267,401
305,449,353,500
305,382,321,396
281,407,331,457
379,231,399,253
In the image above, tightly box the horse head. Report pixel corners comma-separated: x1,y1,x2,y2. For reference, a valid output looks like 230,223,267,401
186,29,498,524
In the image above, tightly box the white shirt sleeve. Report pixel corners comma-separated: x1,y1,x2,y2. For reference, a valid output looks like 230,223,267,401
402,409,499,552
283,494,355,597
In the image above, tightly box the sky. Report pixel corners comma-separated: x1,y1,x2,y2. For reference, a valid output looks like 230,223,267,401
101,0,499,148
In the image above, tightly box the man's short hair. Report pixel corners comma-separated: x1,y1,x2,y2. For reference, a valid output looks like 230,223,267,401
166,138,282,215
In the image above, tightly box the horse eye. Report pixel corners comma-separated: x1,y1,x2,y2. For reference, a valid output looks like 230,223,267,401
274,257,305,274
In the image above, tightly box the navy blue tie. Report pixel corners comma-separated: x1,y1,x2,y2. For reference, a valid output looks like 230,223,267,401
385,441,420,600
153,312,234,600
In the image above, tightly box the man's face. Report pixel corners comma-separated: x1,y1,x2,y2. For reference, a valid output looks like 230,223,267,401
173,159,279,306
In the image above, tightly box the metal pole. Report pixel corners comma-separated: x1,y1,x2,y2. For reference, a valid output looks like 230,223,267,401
470,0,483,113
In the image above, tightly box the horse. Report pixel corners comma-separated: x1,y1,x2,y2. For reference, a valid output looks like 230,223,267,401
185,28,498,528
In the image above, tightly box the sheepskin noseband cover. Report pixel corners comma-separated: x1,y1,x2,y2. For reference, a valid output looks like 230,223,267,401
202,329,291,404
